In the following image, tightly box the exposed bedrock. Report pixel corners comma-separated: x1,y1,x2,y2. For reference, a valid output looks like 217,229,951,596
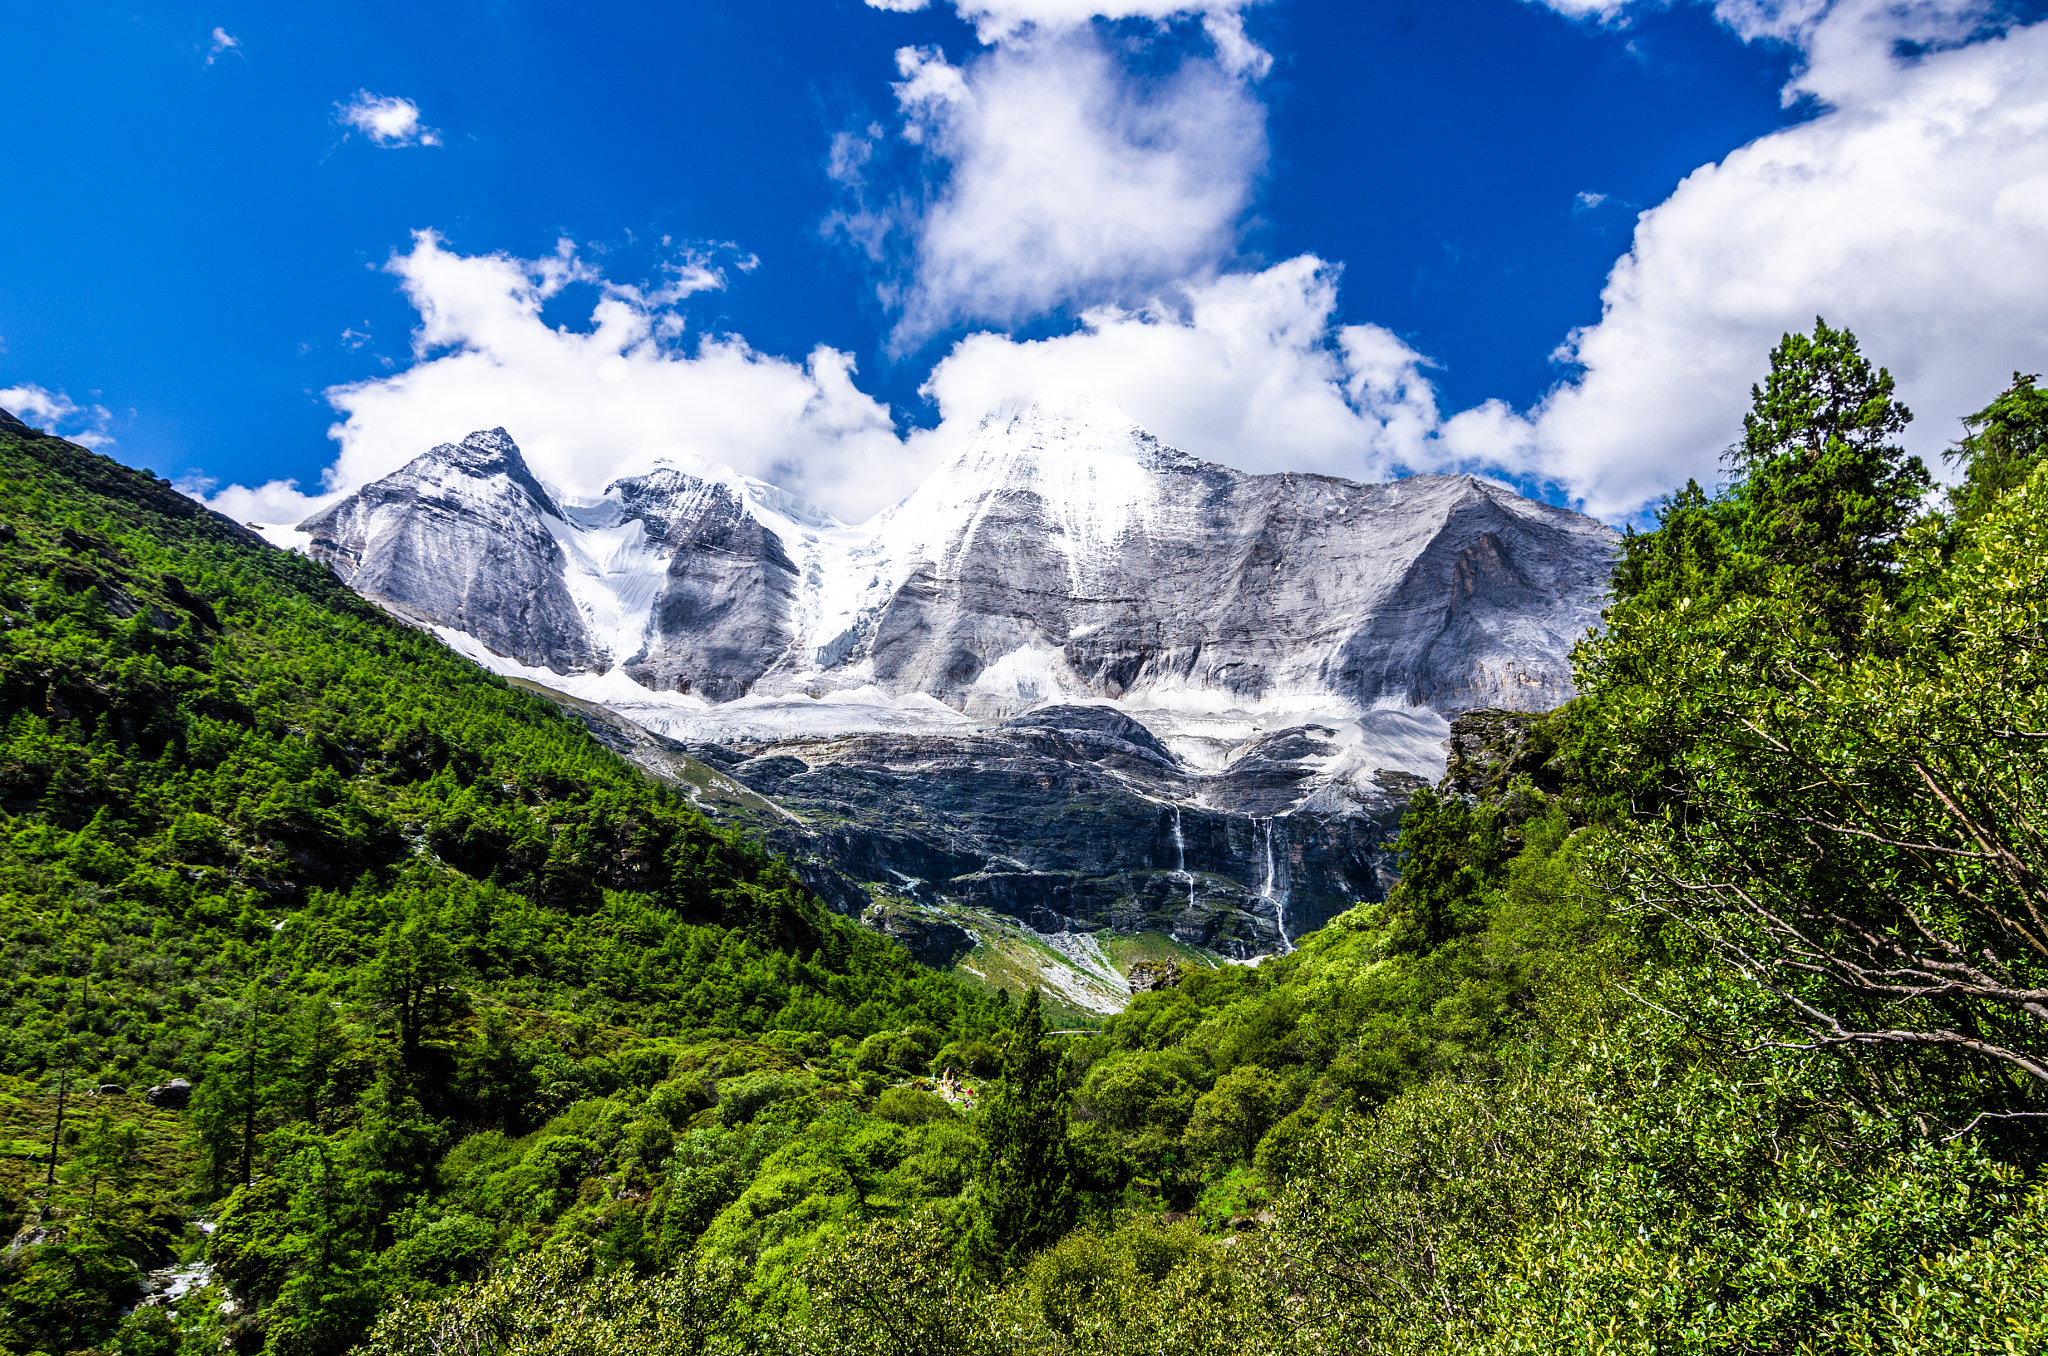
687,705,1418,959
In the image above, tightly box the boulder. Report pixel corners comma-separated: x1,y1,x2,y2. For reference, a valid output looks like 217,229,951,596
145,1078,193,1109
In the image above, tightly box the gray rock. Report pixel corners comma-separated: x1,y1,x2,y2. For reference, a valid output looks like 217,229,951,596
682,711,1412,957
301,402,1618,959
145,1078,193,1109
861,902,977,968
610,470,802,701
829,401,1616,719
299,429,604,675
1126,960,1183,993
303,405,1615,722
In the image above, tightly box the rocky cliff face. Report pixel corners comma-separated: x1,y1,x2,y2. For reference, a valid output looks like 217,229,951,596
299,428,604,673
293,402,1618,964
838,402,1611,719
681,704,1424,958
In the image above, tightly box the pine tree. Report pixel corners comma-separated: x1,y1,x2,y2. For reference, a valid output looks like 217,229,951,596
1946,371,2048,522
1728,318,1928,642
966,988,1075,1276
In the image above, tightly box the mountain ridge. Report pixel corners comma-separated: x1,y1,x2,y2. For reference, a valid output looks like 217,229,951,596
286,403,1618,965
294,403,1617,739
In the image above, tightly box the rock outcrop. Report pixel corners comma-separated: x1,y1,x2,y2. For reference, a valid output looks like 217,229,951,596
144,1078,192,1109
668,703,1421,957
299,428,603,673
1126,961,1183,993
860,903,977,968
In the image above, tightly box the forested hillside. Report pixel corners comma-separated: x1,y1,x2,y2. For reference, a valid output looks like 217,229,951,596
0,414,1005,1353
6,320,2048,1356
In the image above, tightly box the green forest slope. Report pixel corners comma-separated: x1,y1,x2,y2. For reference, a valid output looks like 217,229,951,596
7,322,2048,1356
0,416,1006,1353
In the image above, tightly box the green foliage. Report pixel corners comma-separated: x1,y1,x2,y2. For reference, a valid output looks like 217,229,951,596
361,1242,762,1356
1582,428,2048,1113
968,991,1077,1276
1181,1065,1281,1167
1730,317,1929,639
0,427,1003,1349
1267,978,2047,1356
1946,370,2048,522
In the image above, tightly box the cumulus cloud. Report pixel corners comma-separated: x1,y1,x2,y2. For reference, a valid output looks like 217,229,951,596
1483,0,2048,518
212,0,2048,536
0,384,114,448
337,92,441,147
202,234,1451,531
205,233,913,526
858,25,1266,342
918,256,1440,479
206,27,239,64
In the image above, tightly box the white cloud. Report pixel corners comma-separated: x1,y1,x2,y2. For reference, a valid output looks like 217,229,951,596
336,92,442,147
206,27,239,64
209,0,2048,537
870,25,1267,341
918,256,1442,480
200,234,1450,531
1572,189,1608,212
0,384,114,448
208,233,914,524
198,478,336,526
1491,1,2048,518
942,0,1267,44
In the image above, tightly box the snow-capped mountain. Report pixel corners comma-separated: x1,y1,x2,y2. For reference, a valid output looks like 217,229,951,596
289,401,1617,971
298,400,1616,745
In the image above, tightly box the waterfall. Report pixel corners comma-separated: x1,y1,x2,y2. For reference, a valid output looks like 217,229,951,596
1173,806,1195,909
1264,818,1294,953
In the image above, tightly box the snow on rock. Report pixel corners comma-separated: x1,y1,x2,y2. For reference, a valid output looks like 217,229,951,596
275,402,1616,957
289,403,1614,735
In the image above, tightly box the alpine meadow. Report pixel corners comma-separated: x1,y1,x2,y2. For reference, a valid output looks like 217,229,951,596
4,314,2048,1353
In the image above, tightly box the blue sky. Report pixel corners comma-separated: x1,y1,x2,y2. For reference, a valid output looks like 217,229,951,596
3,1,2045,523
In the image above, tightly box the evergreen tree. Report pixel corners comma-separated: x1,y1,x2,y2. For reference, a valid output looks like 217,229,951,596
365,914,463,1071
967,988,1076,1276
1728,318,1928,640
1610,479,1741,609
1946,371,2048,522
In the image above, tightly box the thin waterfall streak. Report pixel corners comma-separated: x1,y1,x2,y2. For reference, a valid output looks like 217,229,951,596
1173,806,1195,909
1266,817,1294,953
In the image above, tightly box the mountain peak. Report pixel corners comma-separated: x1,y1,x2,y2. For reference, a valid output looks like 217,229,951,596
978,392,1139,432
417,427,561,516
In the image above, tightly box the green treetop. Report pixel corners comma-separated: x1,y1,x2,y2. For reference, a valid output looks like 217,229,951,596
1729,317,1928,640
967,988,1076,1277
1946,371,2048,523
